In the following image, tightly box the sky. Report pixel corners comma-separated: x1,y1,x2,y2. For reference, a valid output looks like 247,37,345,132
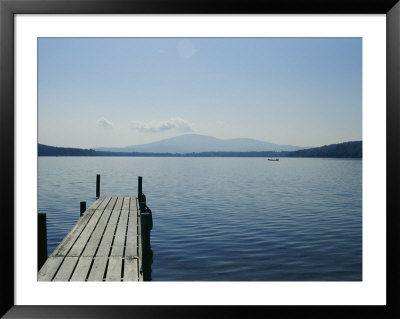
38,37,362,149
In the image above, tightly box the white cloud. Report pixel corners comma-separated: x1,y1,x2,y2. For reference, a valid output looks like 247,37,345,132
98,117,113,129
216,120,226,125
130,117,194,133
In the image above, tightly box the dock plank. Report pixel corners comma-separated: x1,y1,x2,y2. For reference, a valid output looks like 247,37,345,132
68,196,116,257
96,196,113,210
87,257,107,281
122,196,130,211
130,197,138,214
95,197,123,257
114,196,124,211
81,197,118,257
137,202,143,281
67,212,103,257
125,201,138,257
70,257,93,281
53,257,79,281
106,257,122,281
124,257,139,281
38,256,64,281
52,197,108,257
110,198,130,256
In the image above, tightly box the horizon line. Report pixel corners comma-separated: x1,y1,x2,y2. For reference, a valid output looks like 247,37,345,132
38,133,362,150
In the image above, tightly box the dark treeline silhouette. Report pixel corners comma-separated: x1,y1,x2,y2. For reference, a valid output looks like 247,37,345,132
38,141,362,158
285,141,362,158
38,144,97,156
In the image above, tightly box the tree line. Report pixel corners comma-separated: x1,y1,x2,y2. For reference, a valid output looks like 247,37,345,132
38,141,362,158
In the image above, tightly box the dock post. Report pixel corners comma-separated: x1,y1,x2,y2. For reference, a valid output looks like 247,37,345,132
138,176,146,212
138,176,142,196
80,201,86,217
140,207,152,281
38,213,48,271
96,174,100,198
138,176,152,280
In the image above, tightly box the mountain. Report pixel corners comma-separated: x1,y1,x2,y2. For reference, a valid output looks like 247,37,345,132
94,134,306,153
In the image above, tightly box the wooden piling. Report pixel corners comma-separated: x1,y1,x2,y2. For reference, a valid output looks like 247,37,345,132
138,176,142,195
140,207,152,281
96,174,100,198
136,176,152,280
38,213,48,271
80,201,86,217
138,176,146,210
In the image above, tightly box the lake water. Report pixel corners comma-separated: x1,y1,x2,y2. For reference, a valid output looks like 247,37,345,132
38,157,362,281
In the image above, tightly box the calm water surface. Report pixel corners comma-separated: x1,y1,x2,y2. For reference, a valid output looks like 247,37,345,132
38,157,362,281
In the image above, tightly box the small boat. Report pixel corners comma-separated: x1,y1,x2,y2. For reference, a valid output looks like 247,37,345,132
268,158,279,161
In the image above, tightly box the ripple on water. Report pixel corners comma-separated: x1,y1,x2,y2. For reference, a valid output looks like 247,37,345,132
39,157,362,281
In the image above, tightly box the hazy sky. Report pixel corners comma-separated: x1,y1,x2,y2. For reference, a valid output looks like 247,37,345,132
38,37,362,148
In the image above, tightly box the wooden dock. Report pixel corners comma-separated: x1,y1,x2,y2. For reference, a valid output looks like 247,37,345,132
38,176,153,281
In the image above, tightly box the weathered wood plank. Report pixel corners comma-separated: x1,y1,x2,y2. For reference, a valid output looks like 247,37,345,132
114,196,124,211
106,257,122,281
53,257,79,281
67,214,103,257
110,198,130,256
52,197,108,257
130,197,138,214
87,257,107,281
122,196,130,211
79,196,110,220
70,257,93,281
124,257,139,281
81,197,118,257
95,197,123,257
68,196,116,257
125,204,138,258
137,203,143,281
38,257,64,281
96,196,113,210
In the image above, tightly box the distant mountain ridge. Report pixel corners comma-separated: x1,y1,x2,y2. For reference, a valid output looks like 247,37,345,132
94,134,306,153
38,140,362,158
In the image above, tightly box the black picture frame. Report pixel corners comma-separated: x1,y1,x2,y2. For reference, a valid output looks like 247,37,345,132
1,0,399,318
